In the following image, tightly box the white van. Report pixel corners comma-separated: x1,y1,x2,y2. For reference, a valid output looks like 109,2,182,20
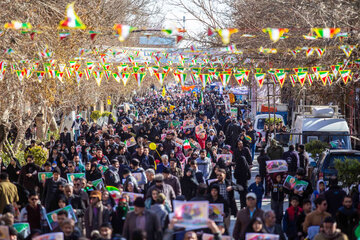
290,106,351,149
254,114,285,147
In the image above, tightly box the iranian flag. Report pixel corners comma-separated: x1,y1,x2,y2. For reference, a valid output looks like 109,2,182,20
219,72,232,87
312,28,340,38
255,73,266,88
275,72,286,88
106,186,121,200
183,139,191,150
318,71,329,86
155,72,166,86
59,2,86,29
234,73,245,86
297,72,307,87
340,70,351,85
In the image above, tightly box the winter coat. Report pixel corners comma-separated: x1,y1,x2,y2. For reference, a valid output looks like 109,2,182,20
233,152,251,186
146,183,176,208
164,175,181,196
324,186,347,216
257,154,270,178
42,177,67,211
195,157,212,179
104,166,121,187
314,230,348,240
122,209,162,240
336,206,359,240
0,179,19,213
233,208,265,240
283,206,303,238
150,204,169,230
18,163,41,191
282,150,300,174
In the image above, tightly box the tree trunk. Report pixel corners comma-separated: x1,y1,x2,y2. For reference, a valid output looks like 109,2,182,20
12,126,27,152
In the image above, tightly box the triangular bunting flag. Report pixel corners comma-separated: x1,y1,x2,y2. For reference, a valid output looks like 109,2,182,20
340,70,351,85
289,74,297,87
318,71,329,86
331,65,341,77
133,73,146,87
36,71,45,83
113,24,135,42
234,73,245,86
297,72,307,87
121,73,130,86
339,45,357,58
56,72,64,83
216,28,238,45
308,74,316,86
312,28,340,38
219,73,232,87
58,2,86,29
198,74,210,88
93,71,103,86
255,73,266,88
262,28,289,42
275,72,286,88
112,72,121,83
75,71,83,85
155,72,166,86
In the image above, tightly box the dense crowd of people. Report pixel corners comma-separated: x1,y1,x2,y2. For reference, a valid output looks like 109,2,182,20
0,90,359,240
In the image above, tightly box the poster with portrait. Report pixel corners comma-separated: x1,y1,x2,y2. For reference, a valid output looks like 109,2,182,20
175,138,184,147
33,232,64,240
122,192,144,206
67,173,85,184
125,137,137,148
208,203,224,222
38,172,53,183
283,175,309,191
92,178,104,189
132,173,142,183
266,160,288,173
173,200,208,229
97,164,108,175
245,233,279,240
183,120,195,129
13,223,31,239
217,154,232,162
202,233,231,240
46,205,77,230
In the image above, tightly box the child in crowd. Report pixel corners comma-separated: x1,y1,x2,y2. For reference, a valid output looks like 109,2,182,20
270,173,285,224
248,175,265,209
310,180,326,210
283,196,303,240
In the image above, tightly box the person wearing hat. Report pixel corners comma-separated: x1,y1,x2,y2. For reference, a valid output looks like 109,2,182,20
122,197,162,240
42,167,67,211
233,192,265,240
84,190,111,238
285,167,313,207
207,129,218,145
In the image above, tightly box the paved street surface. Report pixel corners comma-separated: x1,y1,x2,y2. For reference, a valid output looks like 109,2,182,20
228,154,289,235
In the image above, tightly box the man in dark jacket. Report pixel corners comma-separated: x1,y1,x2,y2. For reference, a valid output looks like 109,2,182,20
104,160,121,187
233,193,265,240
336,195,359,239
226,119,242,150
42,167,67,211
122,197,162,240
325,176,346,217
282,145,300,176
210,168,238,217
163,167,181,196
298,145,309,173
162,132,176,155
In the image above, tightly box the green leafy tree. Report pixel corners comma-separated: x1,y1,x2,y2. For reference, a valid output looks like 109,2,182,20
335,157,360,190
90,111,102,122
25,146,48,166
305,140,329,161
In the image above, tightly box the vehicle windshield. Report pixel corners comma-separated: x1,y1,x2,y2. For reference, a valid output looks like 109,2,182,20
257,118,266,130
303,131,350,149
325,154,360,169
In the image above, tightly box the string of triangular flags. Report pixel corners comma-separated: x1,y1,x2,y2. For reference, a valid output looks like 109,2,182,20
1,57,358,89
2,2,354,46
